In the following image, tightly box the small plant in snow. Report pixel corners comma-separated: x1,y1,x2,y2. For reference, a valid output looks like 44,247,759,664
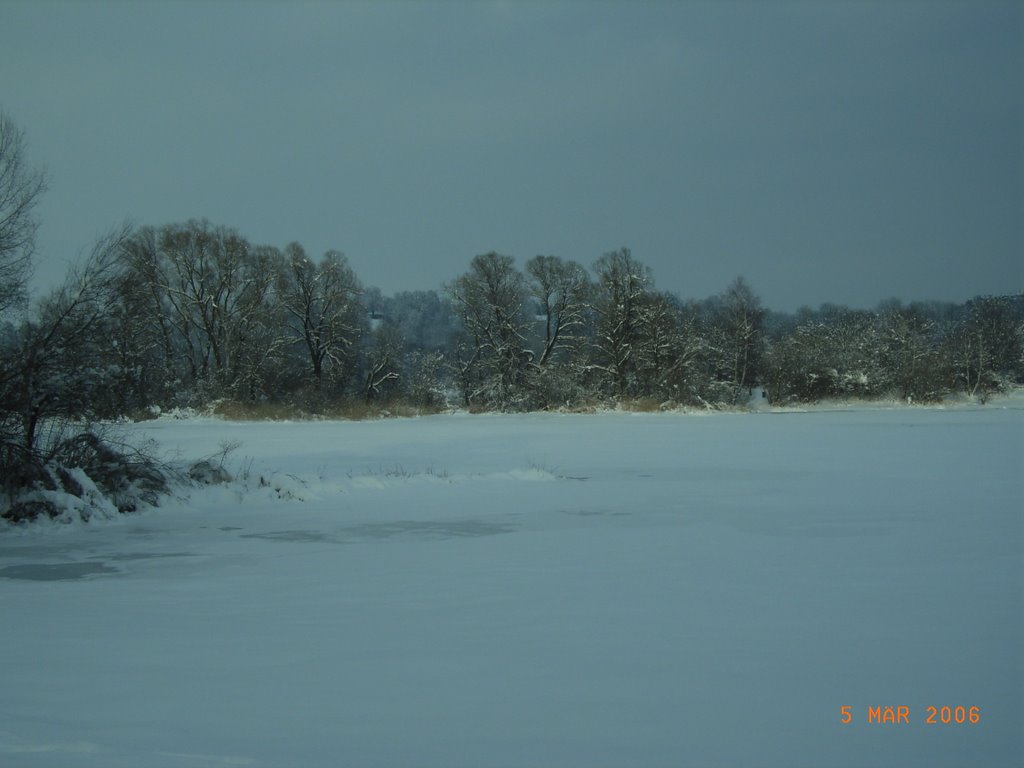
187,440,241,486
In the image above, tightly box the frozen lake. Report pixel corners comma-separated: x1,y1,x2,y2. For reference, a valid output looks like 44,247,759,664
1,404,1021,767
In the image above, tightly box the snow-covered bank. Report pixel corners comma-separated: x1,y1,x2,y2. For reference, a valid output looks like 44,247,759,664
1,406,1021,767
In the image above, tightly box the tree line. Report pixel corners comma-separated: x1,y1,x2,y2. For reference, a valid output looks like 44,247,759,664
2,110,1023,519
5,219,1022,421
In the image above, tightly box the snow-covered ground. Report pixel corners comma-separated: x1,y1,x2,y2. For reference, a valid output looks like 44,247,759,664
1,400,1021,768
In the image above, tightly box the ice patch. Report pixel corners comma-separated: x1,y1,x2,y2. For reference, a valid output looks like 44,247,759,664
0,736,98,754
0,562,118,581
239,520,517,543
154,751,255,766
240,530,340,544
340,519,516,540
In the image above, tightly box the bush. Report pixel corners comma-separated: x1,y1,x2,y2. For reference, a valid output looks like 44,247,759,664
48,431,168,512
1,427,169,522
0,437,53,497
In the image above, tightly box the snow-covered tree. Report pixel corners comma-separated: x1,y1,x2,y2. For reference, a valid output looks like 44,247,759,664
119,221,288,401
448,252,532,408
228,244,289,400
277,243,365,392
704,277,765,403
589,247,651,397
361,321,403,403
946,295,1024,401
632,291,706,402
525,254,591,366
877,305,946,401
764,305,890,404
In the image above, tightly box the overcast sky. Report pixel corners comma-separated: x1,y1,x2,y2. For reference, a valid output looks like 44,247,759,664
1,0,1020,312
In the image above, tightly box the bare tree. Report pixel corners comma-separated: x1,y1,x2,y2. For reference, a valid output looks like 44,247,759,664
277,243,364,391
525,254,591,366
159,221,251,382
90,263,170,415
0,111,47,316
229,244,288,400
1,225,130,450
947,295,1024,402
878,305,945,401
762,310,883,404
590,247,651,397
123,221,287,398
362,321,403,403
449,252,532,408
633,291,700,400
705,276,765,402
1,226,173,522
119,225,186,393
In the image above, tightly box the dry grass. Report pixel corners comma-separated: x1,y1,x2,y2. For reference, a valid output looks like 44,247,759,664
212,400,305,421
618,397,673,413
210,399,444,422
336,401,444,420
551,401,601,414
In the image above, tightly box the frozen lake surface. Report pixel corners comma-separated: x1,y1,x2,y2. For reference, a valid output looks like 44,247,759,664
1,403,1021,767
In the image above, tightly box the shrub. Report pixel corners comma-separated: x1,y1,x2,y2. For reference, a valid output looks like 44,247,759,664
1,427,169,522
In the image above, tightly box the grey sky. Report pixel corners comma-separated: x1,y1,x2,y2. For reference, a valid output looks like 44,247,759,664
1,0,1020,312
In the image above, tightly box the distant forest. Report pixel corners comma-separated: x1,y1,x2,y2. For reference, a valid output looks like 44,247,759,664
2,111,1023,520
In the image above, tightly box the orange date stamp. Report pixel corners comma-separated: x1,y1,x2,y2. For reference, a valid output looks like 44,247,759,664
840,706,980,724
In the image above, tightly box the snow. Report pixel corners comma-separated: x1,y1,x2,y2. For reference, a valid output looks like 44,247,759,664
15,466,121,524
1,401,1022,767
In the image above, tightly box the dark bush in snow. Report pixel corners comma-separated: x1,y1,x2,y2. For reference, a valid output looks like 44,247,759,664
0,437,51,497
4,497,60,523
1,429,169,522
48,431,168,512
